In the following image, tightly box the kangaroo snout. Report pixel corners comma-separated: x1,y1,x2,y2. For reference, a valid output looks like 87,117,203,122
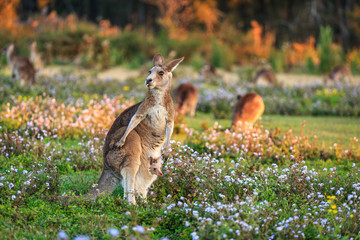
145,78,153,87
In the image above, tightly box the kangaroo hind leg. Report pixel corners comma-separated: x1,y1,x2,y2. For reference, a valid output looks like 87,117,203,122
119,131,142,204
121,164,139,204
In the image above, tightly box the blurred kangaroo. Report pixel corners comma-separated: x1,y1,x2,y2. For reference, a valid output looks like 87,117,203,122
173,82,199,117
254,69,276,86
29,41,43,71
85,54,183,204
232,93,265,128
6,43,35,84
199,63,217,80
324,65,354,85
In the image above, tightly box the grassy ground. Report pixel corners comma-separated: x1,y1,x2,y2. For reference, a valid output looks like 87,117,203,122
1,70,360,239
177,113,360,148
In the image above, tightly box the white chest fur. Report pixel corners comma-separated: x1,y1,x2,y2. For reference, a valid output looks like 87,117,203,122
146,104,167,127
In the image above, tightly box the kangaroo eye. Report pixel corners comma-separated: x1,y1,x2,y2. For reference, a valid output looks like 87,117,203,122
158,71,164,76
153,168,156,171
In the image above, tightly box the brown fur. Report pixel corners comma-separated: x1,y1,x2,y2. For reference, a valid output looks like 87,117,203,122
84,54,183,204
173,83,199,117
6,43,35,84
254,69,276,85
232,93,265,128
149,156,163,177
199,64,217,79
324,65,354,85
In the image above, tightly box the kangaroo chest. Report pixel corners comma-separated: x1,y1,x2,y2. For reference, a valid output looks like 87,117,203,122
145,104,168,130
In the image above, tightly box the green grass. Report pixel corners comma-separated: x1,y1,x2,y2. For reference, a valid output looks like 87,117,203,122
179,113,360,148
2,70,360,239
261,115,360,147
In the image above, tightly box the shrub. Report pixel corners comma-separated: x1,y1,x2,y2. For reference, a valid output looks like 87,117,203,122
318,26,333,73
210,39,235,69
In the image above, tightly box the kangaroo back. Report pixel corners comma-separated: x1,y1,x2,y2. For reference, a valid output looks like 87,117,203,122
232,93,265,127
173,83,199,116
254,69,276,85
6,43,36,84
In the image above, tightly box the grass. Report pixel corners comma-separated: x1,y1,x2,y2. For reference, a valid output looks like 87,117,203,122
261,115,360,148
1,70,360,239
179,113,359,148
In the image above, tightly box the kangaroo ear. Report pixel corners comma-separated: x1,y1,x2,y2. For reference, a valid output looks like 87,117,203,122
153,54,164,66
165,57,184,72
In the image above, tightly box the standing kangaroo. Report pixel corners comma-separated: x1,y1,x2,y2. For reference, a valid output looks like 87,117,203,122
254,69,276,86
173,82,199,117
6,43,36,84
232,93,265,128
29,41,43,71
85,54,183,204
324,65,354,85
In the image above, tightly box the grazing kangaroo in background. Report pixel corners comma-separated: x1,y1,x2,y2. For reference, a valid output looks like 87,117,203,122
173,82,199,117
6,43,36,84
254,69,276,86
232,93,265,128
324,65,354,85
29,41,43,71
199,63,217,80
85,54,183,204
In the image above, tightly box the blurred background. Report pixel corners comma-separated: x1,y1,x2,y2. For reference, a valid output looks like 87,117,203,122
1,0,360,75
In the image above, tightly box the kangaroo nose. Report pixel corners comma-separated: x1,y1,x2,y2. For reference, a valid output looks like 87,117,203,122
146,78,152,85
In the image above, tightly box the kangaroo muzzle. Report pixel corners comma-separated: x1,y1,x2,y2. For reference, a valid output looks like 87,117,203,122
145,78,153,87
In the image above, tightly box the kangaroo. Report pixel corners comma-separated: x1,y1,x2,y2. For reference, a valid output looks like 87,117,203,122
85,54,183,204
149,156,163,177
324,65,354,85
199,63,217,80
29,41,43,71
254,69,276,86
6,43,36,84
232,93,265,128
173,83,199,117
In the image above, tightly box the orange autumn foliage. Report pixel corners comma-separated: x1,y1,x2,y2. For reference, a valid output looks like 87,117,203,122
37,0,50,9
144,0,193,39
285,36,319,66
0,0,21,32
99,20,121,37
234,20,275,63
346,49,360,67
193,0,220,33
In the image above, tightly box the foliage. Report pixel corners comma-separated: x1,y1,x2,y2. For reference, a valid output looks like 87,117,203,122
210,39,235,69
285,37,319,68
233,20,275,64
318,26,334,74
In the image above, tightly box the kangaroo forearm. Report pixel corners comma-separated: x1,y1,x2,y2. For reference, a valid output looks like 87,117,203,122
121,114,144,143
163,122,174,154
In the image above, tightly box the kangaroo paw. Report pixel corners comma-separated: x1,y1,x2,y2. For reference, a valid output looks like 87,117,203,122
109,141,115,149
114,139,125,148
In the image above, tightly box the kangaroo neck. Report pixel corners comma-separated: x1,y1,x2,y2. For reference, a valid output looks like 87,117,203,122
6,48,15,63
148,84,171,103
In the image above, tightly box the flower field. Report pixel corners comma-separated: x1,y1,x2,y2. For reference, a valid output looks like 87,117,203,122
1,72,360,239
